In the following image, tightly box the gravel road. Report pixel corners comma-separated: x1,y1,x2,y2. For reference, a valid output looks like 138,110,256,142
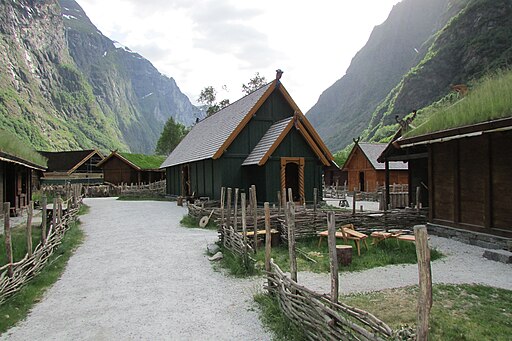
2,198,270,341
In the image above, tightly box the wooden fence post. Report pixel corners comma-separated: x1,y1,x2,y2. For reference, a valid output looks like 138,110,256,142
416,186,421,212
286,201,297,283
241,193,249,269
277,191,282,214
220,187,225,226
226,188,232,228
264,202,272,289
281,188,287,213
4,202,13,278
251,185,258,253
352,189,357,216
234,188,239,232
52,198,57,232
26,201,33,257
41,195,47,245
415,225,432,341
313,188,318,213
327,211,339,303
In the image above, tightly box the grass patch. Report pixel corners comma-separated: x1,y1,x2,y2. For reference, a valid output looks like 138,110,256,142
342,284,512,341
0,225,43,266
0,206,87,334
254,293,307,341
179,214,217,230
255,237,442,273
214,245,257,277
0,128,47,168
117,152,166,170
407,68,512,137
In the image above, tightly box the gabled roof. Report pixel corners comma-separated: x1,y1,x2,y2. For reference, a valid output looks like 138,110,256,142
343,143,407,171
161,80,333,168
39,149,104,174
97,151,165,171
1,128,47,170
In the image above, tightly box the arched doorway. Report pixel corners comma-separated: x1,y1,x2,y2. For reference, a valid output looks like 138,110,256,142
280,157,305,204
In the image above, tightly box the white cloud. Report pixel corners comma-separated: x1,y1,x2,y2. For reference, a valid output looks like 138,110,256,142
76,0,401,111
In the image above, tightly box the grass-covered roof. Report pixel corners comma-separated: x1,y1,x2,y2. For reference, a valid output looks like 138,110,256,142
0,129,47,169
405,69,512,138
118,152,166,170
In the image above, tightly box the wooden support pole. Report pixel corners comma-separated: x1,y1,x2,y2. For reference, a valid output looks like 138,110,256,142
226,188,232,228
4,202,13,278
241,193,249,268
41,195,47,245
26,201,33,257
415,225,432,341
251,185,258,253
220,187,225,226
286,201,297,283
277,191,282,214
264,202,272,289
234,188,239,232
327,211,339,303
352,189,357,216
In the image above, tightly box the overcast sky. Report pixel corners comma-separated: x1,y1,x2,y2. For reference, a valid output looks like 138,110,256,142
76,0,401,112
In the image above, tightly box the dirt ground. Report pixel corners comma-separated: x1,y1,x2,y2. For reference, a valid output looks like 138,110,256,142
2,198,270,341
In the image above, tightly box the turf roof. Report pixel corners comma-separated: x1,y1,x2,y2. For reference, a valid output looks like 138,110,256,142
0,129,47,169
118,152,166,170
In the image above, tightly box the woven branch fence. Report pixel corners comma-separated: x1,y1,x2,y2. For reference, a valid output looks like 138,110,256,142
0,193,83,305
267,260,394,341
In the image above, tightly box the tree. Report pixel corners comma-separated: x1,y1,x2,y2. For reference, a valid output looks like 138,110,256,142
242,72,267,94
155,116,189,155
198,86,229,116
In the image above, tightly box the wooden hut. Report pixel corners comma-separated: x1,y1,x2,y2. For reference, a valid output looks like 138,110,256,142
97,151,166,185
0,130,47,216
323,161,347,187
342,142,408,192
39,149,104,184
160,73,334,203
380,116,512,243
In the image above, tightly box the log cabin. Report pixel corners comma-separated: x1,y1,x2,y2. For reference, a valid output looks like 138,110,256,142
97,151,165,185
39,149,104,185
160,73,334,203
342,142,408,192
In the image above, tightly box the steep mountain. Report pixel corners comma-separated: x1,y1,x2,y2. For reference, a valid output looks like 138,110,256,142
364,0,512,141
60,0,202,153
0,0,201,153
306,0,465,151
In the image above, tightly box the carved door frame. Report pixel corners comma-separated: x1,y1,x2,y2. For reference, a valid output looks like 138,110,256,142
280,157,305,204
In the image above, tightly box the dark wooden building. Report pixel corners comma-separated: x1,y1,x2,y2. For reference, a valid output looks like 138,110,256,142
161,77,334,203
97,151,165,185
39,149,104,184
342,142,408,192
380,117,512,241
323,161,347,187
1,151,46,216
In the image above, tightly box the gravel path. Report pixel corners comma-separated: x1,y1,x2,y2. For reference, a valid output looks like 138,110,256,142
2,198,270,341
299,235,512,295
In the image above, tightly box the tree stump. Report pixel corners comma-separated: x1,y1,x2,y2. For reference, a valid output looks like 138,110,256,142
336,245,353,266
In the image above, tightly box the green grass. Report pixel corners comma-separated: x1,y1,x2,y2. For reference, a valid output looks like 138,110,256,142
0,207,87,333
214,245,257,277
342,284,512,341
254,293,307,341
255,237,443,273
117,152,166,170
406,69,512,138
179,215,217,230
0,225,43,266
0,128,47,168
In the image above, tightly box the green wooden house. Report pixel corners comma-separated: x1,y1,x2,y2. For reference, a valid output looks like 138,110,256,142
160,76,334,203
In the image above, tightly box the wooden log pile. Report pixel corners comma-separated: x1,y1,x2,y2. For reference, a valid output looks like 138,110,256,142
0,192,83,305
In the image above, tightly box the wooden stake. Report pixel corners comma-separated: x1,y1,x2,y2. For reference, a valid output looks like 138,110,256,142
282,188,287,210
288,188,293,205
220,187,225,226
352,189,356,216
226,188,232,228
241,193,249,268
277,191,282,214
313,188,318,213
41,195,47,245
234,188,239,232
415,225,432,341
26,201,33,257
251,185,258,253
4,202,13,278
327,211,339,303
264,202,272,287
52,198,57,231
286,202,297,283
416,186,421,212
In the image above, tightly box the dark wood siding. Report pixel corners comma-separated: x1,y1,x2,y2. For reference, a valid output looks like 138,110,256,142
102,157,138,185
459,137,485,227
432,141,456,222
491,131,512,233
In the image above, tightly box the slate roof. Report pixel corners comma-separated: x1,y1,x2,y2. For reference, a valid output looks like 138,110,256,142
357,143,408,170
39,150,100,172
242,117,292,166
161,82,273,168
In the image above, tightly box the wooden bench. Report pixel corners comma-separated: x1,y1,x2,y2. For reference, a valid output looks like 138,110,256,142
318,224,369,256
239,229,280,246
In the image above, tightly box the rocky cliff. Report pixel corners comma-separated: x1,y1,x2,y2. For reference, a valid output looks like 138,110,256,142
0,0,201,153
